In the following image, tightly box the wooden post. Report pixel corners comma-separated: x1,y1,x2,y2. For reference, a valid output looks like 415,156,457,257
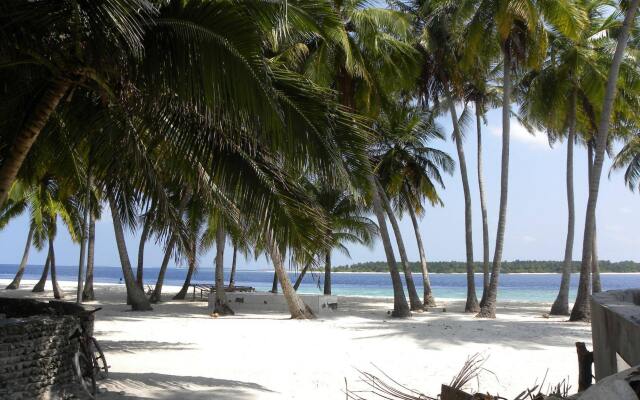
576,342,594,391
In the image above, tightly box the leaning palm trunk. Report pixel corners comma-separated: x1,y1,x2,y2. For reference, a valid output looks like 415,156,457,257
323,251,332,295
149,235,178,303
228,245,238,289
478,48,512,319
406,200,436,308
550,90,577,316
587,143,602,293
293,264,311,291
570,0,639,321
174,241,197,300
49,237,65,300
108,195,152,311
151,188,192,303
475,104,490,308
6,225,35,290
378,183,422,311
82,211,96,301
448,100,479,313
213,223,233,315
367,174,410,317
136,215,152,289
0,78,72,208
32,253,51,292
270,272,278,293
265,232,314,319
592,223,601,293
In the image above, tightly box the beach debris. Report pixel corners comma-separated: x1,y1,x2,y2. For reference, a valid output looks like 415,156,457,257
344,354,576,400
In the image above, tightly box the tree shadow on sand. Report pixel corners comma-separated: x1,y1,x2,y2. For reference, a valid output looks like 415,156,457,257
98,372,275,400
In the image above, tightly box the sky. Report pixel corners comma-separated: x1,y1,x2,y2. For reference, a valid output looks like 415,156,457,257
1,107,638,271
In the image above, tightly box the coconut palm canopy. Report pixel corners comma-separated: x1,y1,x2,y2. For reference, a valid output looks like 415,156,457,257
1,0,639,321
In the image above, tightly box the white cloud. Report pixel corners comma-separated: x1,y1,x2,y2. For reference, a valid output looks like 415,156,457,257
489,118,551,149
620,207,633,215
522,235,537,243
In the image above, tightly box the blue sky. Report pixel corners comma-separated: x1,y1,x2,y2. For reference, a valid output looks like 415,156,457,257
1,107,638,270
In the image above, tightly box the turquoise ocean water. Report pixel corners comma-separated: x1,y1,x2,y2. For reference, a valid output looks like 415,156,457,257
1,264,639,302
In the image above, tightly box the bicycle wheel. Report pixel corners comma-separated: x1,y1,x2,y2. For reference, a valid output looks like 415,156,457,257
73,351,97,398
88,336,109,380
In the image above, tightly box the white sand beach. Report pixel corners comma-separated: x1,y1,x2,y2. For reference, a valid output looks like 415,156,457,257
1,279,592,399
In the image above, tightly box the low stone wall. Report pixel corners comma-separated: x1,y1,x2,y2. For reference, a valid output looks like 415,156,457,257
212,292,338,315
0,297,95,399
591,289,640,381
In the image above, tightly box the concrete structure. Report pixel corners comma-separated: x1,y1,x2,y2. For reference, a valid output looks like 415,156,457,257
209,292,338,315
576,364,640,400
591,289,640,381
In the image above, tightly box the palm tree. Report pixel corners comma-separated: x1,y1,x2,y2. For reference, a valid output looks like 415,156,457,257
82,209,97,301
406,1,488,313
150,186,193,303
366,173,411,317
108,194,153,311
212,221,234,315
265,232,315,320
373,103,454,308
5,225,34,290
464,74,500,308
518,2,609,314
308,183,377,296
1,182,31,290
376,181,423,311
571,0,640,321
461,0,586,318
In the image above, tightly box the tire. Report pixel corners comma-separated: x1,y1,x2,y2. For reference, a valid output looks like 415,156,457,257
73,351,97,399
88,336,109,380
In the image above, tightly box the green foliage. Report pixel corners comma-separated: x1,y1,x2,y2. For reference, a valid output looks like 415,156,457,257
335,260,640,273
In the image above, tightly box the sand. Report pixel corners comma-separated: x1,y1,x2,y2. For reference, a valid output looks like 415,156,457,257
0,279,592,399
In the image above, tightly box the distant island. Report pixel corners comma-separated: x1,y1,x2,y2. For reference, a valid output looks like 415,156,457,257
333,260,640,273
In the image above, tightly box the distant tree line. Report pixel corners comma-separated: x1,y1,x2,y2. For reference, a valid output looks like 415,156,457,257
334,260,640,274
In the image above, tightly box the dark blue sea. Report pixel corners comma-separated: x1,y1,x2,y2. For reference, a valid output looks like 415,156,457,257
1,264,639,302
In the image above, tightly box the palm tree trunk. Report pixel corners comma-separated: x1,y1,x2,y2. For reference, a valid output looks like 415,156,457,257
592,222,601,293
323,251,332,295
108,195,152,311
367,174,410,317
478,47,512,318
378,182,422,311
213,223,233,315
448,100,479,313
76,169,92,303
270,272,278,293
33,253,51,293
174,240,197,300
0,78,72,208
293,264,311,291
570,0,639,322
82,211,96,301
229,245,238,289
136,215,152,289
587,143,602,294
6,225,35,290
49,236,65,300
265,232,314,319
151,188,192,303
406,197,435,308
550,89,577,316
476,103,491,308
